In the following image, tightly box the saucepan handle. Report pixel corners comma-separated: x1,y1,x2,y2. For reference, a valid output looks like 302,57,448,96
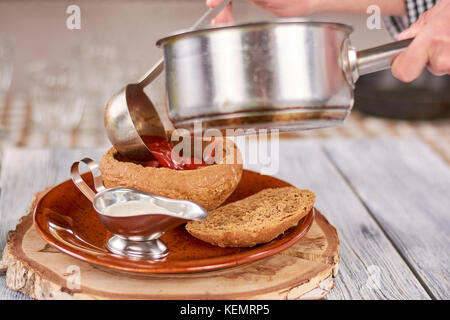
70,158,106,202
357,38,413,76
345,38,413,83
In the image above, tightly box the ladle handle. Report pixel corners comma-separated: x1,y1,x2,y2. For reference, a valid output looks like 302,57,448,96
138,0,232,88
138,57,164,88
191,0,232,30
71,158,106,202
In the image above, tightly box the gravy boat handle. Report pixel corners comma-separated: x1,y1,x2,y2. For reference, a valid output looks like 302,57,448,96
71,158,106,202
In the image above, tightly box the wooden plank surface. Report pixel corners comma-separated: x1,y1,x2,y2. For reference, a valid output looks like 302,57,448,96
0,148,107,252
323,138,450,299
0,148,107,300
269,140,430,300
0,139,445,299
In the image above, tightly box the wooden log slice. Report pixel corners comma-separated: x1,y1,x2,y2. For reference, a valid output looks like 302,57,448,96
1,191,340,300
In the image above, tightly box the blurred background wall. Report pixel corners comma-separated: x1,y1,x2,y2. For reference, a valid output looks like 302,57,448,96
0,0,398,148
0,0,392,94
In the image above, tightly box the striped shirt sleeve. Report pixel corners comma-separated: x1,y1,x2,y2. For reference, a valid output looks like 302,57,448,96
384,0,439,38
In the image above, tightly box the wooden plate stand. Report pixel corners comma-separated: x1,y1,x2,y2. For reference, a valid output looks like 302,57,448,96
1,191,340,300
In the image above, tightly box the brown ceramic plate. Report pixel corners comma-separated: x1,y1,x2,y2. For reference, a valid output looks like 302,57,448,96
34,170,315,274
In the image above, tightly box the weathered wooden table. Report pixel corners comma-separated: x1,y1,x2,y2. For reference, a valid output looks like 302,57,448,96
0,138,449,299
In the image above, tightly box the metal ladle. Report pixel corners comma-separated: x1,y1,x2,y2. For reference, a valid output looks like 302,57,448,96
104,0,232,162
71,158,208,260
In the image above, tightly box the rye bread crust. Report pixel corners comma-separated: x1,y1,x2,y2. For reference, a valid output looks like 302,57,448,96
186,187,316,247
99,138,243,211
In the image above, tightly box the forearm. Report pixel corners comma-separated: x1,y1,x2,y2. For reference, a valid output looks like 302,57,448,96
314,0,406,15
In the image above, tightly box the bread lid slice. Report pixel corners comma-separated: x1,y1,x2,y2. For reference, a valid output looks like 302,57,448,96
185,186,316,247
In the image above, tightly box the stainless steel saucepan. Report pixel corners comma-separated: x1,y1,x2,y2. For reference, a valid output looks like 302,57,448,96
157,20,412,133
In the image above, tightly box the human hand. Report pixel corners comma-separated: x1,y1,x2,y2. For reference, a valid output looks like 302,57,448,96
206,0,317,25
391,0,450,82
206,0,407,24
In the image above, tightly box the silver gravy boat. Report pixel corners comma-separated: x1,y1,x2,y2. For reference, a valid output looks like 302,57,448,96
70,158,208,260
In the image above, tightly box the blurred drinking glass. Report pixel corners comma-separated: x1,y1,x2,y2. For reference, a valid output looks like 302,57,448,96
28,62,86,147
0,33,14,146
74,40,147,134
74,41,122,133
0,33,14,102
